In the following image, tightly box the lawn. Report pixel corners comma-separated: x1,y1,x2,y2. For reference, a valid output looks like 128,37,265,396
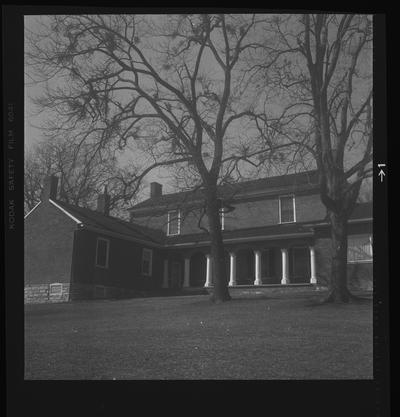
24,291,373,380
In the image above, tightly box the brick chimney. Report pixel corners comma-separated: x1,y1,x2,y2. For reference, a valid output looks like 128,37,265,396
150,182,162,198
97,186,111,216
41,175,59,201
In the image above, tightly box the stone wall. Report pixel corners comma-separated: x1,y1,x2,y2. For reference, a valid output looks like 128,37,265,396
24,283,70,304
24,282,140,304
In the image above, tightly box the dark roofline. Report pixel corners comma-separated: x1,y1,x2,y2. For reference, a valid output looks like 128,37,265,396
50,199,164,245
30,194,371,249
78,224,163,248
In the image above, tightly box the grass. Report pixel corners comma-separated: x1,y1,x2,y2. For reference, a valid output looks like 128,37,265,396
24,291,373,380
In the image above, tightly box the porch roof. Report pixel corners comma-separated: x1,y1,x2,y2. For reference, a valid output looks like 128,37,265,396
165,222,314,247
303,202,372,228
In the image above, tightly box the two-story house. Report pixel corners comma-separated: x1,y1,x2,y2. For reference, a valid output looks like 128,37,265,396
24,170,372,303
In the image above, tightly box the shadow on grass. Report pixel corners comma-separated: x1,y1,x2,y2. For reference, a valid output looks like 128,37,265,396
304,296,373,308
188,291,373,309
186,292,325,308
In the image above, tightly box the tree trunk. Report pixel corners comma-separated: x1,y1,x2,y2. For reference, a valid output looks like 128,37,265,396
326,210,352,303
205,188,231,303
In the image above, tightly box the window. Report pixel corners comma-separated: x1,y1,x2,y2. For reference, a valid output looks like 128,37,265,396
142,248,153,276
279,195,296,223
167,210,181,235
219,208,225,231
95,237,110,268
348,235,373,263
49,283,62,295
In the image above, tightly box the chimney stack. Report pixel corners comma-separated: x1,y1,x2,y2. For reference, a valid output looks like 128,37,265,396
97,186,111,216
150,182,162,199
41,175,59,201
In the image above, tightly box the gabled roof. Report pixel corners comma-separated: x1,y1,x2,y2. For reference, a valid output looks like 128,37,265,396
52,199,164,245
130,170,320,211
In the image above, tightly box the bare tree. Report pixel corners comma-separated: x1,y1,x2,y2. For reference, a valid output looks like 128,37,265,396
357,177,372,203
24,148,45,212
259,14,373,302
26,14,294,302
24,136,142,218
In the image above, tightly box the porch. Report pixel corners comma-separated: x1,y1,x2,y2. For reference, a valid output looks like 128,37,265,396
162,243,317,289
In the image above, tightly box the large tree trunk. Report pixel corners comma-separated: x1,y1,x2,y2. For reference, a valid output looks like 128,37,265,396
326,210,352,303
205,187,231,303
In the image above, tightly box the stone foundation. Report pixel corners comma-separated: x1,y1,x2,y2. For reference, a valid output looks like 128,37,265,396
24,283,70,304
24,283,138,304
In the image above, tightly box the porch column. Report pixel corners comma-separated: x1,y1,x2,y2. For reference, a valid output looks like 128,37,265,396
281,248,289,284
183,257,190,288
229,252,237,286
162,259,169,288
205,254,212,287
254,250,262,285
309,246,317,284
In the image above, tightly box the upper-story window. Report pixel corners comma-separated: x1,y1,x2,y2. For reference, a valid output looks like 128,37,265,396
279,195,296,223
167,210,181,236
142,248,153,276
95,237,110,268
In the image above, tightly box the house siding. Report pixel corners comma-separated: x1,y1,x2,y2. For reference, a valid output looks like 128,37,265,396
130,211,166,231
226,193,326,230
72,229,164,294
132,192,327,235
24,201,76,303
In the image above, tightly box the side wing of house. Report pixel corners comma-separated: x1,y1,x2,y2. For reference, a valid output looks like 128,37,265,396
24,200,79,303
71,228,165,298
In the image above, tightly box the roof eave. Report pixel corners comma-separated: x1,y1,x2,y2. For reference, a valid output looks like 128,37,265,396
49,199,82,224
165,231,314,248
78,224,163,247
24,201,42,219
304,217,373,228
